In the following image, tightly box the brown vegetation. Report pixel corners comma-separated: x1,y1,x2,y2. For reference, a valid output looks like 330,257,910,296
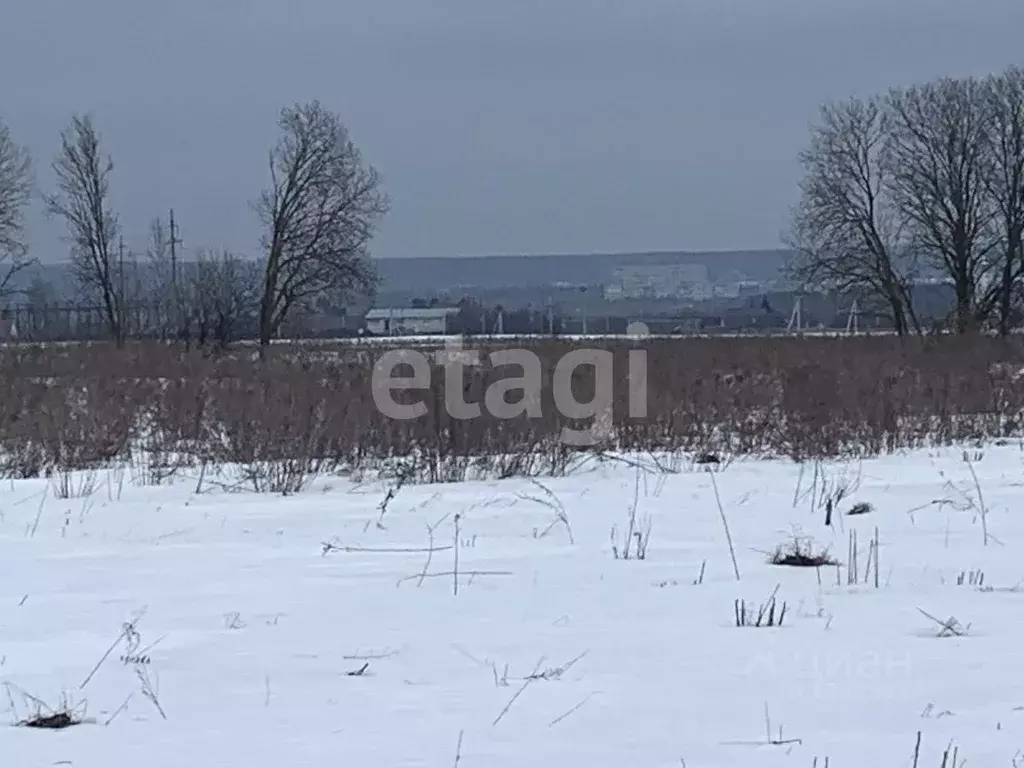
0,335,1021,487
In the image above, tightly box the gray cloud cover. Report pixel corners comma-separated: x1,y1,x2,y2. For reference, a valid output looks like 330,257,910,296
3,0,1023,261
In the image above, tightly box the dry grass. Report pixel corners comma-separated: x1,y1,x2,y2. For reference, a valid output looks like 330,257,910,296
768,535,839,568
0,335,1021,487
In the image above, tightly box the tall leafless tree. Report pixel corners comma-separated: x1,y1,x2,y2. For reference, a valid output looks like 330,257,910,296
886,78,996,334
787,96,920,335
254,101,387,351
980,67,1024,335
43,115,125,345
0,117,34,298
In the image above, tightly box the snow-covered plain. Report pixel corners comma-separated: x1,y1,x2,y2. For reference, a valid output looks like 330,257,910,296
3,447,1024,766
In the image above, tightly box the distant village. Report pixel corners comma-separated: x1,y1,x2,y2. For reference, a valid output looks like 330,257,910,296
2,248,959,342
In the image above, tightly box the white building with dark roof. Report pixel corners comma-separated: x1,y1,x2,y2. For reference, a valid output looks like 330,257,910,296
364,306,459,335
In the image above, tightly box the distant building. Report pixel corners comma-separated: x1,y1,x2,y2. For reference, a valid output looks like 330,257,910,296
364,307,459,335
603,263,712,300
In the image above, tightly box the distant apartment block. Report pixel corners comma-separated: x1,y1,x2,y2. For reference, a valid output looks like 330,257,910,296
602,263,713,300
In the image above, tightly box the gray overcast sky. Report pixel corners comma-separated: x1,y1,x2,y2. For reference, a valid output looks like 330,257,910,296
3,0,1024,262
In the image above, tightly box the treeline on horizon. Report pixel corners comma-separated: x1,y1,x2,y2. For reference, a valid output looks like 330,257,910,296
4,66,1024,349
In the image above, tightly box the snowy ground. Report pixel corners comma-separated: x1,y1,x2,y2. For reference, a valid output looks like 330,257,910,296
3,446,1024,766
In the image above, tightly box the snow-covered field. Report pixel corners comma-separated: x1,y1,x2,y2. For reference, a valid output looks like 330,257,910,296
3,447,1024,766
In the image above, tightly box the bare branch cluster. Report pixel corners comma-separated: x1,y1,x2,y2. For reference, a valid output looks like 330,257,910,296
30,101,386,350
0,116,34,297
789,67,1024,335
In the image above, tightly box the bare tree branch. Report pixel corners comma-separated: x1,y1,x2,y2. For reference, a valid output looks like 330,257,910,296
786,96,920,335
886,78,997,334
0,118,35,298
980,67,1024,335
255,101,387,351
190,249,260,348
43,115,125,345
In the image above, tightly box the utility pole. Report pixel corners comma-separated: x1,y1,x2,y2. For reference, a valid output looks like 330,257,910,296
169,209,182,340
118,236,126,343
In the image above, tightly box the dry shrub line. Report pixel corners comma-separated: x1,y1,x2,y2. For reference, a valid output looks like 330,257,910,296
8,336,1024,488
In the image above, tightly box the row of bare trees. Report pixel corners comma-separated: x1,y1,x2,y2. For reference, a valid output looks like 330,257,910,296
789,66,1024,336
0,102,389,351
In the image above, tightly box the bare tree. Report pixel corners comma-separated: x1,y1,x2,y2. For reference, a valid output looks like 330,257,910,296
255,101,387,351
24,274,57,309
43,115,125,345
190,249,259,348
981,67,1024,335
0,117,34,297
787,96,920,335
886,78,996,334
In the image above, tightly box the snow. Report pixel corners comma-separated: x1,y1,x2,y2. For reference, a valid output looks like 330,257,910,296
3,447,1024,766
